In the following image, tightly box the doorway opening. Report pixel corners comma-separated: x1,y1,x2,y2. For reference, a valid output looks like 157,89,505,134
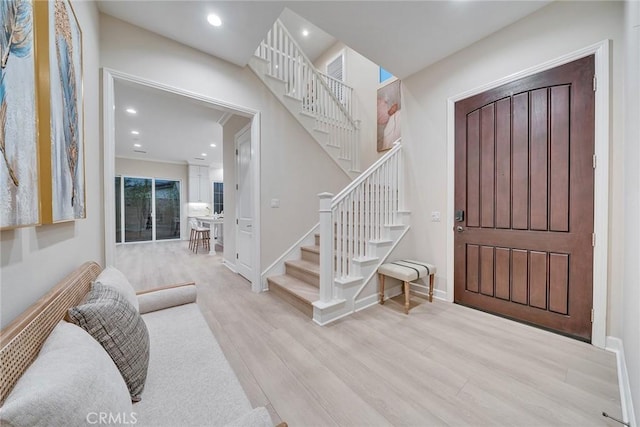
103,69,263,292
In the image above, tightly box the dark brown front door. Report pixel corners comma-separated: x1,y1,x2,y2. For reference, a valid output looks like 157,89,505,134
454,56,595,341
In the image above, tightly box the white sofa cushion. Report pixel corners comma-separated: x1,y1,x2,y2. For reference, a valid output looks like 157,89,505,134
0,321,132,427
224,407,273,427
135,303,257,426
94,266,139,312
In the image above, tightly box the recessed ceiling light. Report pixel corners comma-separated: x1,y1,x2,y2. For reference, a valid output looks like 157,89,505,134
302,29,309,37
126,108,137,114
210,143,216,148
207,13,222,27
201,153,207,156
133,143,141,148
131,130,139,135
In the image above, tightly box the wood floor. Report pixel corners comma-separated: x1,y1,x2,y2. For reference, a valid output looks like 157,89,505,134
116,241,622,426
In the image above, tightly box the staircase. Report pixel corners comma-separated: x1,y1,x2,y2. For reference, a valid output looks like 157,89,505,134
265,143,410,325
252,19,409,324
267,234,321,317
248,19,360,177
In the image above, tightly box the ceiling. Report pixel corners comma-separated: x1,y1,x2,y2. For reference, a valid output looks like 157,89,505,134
278,8,337,63
97,1,551,79
104,1,552,167
114,79,227,166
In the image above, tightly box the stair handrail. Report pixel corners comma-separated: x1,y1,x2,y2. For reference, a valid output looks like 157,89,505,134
331,139,401,208
272,20,358,129
318,139,403,304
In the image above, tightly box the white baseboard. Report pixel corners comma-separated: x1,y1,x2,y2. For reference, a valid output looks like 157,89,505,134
606,336,637,427
355,282,450,313
409,282,448,301
355,284,403,312
222,259,237,274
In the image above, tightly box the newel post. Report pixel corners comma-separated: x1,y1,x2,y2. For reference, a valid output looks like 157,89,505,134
318,192,334,304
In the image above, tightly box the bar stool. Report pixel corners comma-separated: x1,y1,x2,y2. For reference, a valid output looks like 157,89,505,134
189,219,210,254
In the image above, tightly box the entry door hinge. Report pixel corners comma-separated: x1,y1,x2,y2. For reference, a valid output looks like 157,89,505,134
236,253,239,259
592,233,596,247
591,309,594,323
236,218,239,225
236,184,239,190
593,75,597,92
236,149,238,155
593,154,597,169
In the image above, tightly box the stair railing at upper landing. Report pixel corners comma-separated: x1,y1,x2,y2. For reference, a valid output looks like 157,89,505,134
318,140,404,305
255,19,360,172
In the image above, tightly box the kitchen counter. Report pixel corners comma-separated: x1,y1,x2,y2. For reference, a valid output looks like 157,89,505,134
195,217,223,254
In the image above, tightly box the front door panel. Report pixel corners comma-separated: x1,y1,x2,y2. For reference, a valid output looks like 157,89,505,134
454,56,595,341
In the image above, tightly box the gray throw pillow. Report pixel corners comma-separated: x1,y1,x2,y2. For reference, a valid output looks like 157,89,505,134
68,283,150,402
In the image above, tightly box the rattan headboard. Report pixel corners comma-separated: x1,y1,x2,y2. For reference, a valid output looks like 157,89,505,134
0,261,102,406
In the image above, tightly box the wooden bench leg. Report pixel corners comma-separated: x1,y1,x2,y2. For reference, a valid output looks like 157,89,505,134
429,274,434,303
379,273,385,305
404,281,410,314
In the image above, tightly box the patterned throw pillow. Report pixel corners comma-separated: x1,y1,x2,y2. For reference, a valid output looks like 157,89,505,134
68,283,150,402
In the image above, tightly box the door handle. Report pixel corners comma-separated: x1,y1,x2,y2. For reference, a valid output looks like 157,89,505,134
456,226,464,233
246,224,252,228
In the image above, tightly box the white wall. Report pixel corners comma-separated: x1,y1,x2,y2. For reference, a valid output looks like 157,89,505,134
314,42,381,171
210,166,223,183
99,14,350,272
115,158,188,240
623,1,640,422
387,1,626,336
0,2,102,328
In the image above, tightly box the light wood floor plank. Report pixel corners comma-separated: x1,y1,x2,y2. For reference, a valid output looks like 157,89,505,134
116,241,622,426
268,328,393,426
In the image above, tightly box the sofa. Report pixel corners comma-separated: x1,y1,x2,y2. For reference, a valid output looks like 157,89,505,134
0,262,278,427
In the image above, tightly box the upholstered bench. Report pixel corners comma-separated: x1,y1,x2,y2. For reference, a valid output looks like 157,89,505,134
378,260,436,314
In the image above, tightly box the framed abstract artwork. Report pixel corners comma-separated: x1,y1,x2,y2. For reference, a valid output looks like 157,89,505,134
0,0,40,230
46,0,84,222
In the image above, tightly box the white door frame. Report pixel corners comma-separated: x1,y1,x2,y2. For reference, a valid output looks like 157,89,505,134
446,40,610,348
103,68,263,293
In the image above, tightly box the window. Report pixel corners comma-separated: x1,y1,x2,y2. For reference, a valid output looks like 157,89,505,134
212,182,223,214
115,176,181,243
326,53,344,102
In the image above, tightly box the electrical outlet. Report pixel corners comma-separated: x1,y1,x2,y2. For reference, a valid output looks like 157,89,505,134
270,198,280,208
431,211,441,222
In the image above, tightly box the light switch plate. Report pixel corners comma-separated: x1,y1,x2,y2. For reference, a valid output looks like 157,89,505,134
431,211,441,222
270,198,280,208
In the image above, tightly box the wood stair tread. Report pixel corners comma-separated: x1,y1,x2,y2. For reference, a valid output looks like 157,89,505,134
285,259,320,275
267,275,319,304
301,245,320,254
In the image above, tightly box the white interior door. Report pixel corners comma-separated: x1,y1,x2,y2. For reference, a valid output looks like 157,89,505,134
235,126,253,281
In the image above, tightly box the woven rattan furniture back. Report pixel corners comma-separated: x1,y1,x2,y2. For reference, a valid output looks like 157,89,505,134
0,261,102,406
